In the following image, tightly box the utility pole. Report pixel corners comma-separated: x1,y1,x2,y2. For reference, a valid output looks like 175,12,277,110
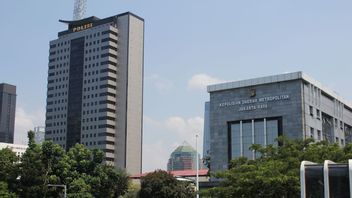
196,134,199,198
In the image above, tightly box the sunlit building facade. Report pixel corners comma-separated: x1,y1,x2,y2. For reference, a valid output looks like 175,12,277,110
45,12,144,174
207,72,352,172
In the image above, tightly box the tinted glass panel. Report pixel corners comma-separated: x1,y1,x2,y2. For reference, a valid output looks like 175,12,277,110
305,166,324,198
230,123,241,158
66,37,85,150
254,120,264,158
266,120,278,145
329,165,350,198
242,122,253,159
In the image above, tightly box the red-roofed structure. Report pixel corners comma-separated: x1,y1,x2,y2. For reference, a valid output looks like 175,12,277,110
130,169,209,179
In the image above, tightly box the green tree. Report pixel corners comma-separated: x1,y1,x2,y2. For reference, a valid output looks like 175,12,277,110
139,170,195,198
67,178,94,198
19,131,48,197
206,137,352,198
17,131,130,197
0,147,19,192
58,144,129,197
0,182,16,198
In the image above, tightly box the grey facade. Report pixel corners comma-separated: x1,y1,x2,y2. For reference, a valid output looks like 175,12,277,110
203,101,210,158
0,83,16,143
207,72,352,172
45,12,144,174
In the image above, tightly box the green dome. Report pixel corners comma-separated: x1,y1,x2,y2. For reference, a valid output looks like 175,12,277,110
173,141,196,153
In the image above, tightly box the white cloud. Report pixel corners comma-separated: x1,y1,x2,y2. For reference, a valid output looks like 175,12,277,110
187,73,224,91
147,74,174,92
14,107,45,145
143,115,204,172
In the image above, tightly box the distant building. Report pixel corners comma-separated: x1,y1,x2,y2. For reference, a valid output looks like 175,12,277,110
34,126,45,144
207,72,352,172
0,142,27,158
0,83,16,143
167,141,203,171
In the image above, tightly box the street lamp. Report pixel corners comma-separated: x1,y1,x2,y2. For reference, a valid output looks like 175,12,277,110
196,133,199,198
47,184,67,198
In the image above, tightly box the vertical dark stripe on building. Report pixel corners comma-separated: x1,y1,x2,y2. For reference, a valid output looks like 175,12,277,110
66,37,85,150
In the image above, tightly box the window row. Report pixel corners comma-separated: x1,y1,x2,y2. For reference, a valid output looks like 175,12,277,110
84,70,99,76
82,133,97,138
50,41,69,49
48,77,69,84
84,55,100,61
82,141,97,146
82,109,98,115
82,117,98,122
85,32,101,39
82,125,97,130
47,99,68,106
83,86,99,92
49,55,70,63
83,94,99,99
83,78,99,84
85,40,100,47
46,121,66,127
83,101,98,107
46,114,66,120
85,47,100,54
46,129,66,135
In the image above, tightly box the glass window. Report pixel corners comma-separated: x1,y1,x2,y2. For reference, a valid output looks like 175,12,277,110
309,106,314,116
254,120,265,145
254,120,264,158
310,128,314,138
316,109,320,119
242,122,253,159
266,120,278,146
230,123,241,159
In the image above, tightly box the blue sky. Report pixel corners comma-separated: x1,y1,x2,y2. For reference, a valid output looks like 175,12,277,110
1,0,352,171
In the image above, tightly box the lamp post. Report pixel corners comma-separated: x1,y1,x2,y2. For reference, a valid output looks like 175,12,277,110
47,184,67,198
196,133,199,198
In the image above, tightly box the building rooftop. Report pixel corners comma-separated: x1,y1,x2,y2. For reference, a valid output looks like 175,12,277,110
173,141,196,153
207,71,352,108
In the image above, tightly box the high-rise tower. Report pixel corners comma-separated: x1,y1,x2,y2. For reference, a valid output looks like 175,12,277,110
45,12,144,174
0,83,16,143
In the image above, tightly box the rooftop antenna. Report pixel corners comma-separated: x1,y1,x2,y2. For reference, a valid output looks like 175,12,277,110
73,0,87,20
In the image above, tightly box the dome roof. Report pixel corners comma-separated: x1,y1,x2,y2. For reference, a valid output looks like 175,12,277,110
172,141,196,153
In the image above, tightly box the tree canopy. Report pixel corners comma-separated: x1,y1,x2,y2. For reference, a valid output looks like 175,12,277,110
206,137,352,198
139,170,195,198
0,131,129,198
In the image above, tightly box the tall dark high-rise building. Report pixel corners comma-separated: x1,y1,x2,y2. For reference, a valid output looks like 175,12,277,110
45,12,144,174
0,83,16,143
